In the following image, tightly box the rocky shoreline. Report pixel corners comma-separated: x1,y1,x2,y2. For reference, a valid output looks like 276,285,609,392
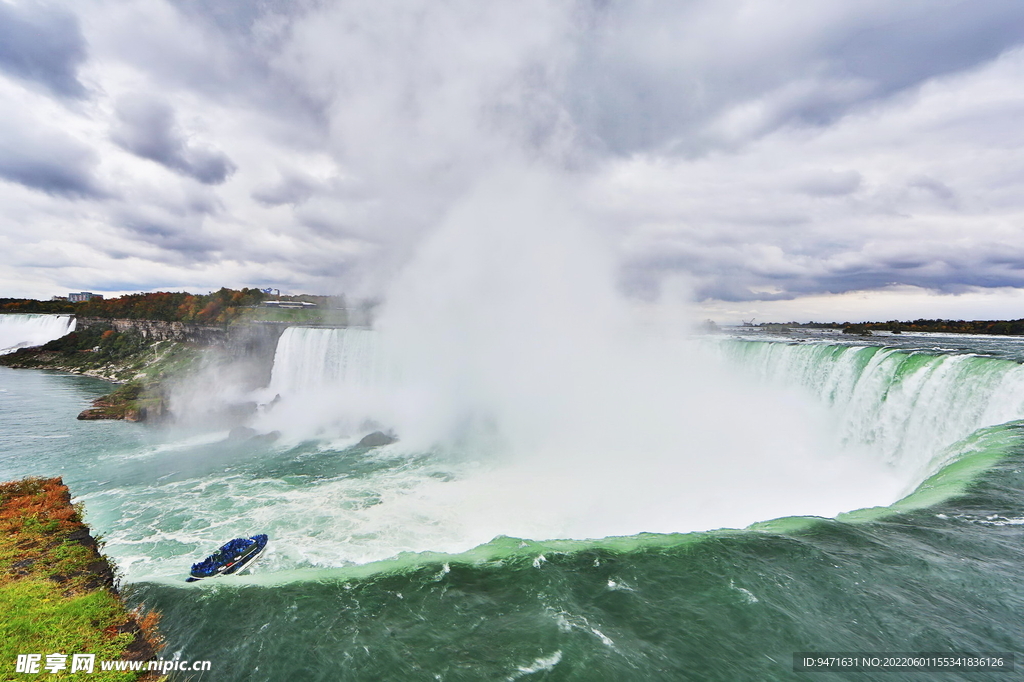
77,382,167,422
2,334,190,423
2,317,286,424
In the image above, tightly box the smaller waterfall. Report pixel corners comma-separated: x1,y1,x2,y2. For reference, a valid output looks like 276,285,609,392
268,327,386,396
0,314,77,354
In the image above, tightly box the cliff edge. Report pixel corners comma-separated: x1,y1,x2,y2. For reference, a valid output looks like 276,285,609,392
0,477,163,680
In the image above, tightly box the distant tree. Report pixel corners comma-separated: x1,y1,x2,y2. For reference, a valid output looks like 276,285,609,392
76,288,265,324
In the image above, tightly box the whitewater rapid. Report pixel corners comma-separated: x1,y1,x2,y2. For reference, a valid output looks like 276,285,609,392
6,329,1024,681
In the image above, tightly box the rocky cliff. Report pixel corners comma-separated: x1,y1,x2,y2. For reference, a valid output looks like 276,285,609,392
76,317,227,344
74,317,288,375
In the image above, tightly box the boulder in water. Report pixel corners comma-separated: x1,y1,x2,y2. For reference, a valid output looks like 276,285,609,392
227,426,281,443
255,430,282,443
228,426,258,440
357,431,397,447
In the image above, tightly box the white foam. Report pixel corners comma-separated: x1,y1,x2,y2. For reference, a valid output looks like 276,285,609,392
508,651,562,679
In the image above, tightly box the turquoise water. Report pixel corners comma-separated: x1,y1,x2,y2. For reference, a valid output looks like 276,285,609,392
3,332,1024,680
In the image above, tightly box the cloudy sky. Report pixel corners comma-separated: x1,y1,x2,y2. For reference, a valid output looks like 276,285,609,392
2,0,1024,322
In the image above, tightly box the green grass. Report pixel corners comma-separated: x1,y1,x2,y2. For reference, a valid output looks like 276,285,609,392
0,478,162,680
234,306,347,325
0,581,139,679
135,341,200,383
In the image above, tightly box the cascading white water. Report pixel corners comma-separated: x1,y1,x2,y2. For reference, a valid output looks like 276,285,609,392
84,172,1024,577
256,323,921,541
258,327,395,439
268,327,386,395
722,341,1024,480
266,329,1024,484
0,314,77,354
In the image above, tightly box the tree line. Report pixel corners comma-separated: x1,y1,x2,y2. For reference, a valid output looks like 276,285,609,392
1,288,267,325
772,319,1024,335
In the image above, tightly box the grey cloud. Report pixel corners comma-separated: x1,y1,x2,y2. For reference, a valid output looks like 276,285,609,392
618,226,1024,303
299,216,354,239
886,259,928,271
185,194,223,216
907,177,957,205
691,254,1024,303
115,209,224,262
105,1,328,145
86,277,178,292
0,128,105,199
113,96,236,184
567,1,1024,155
252,174,319,206
807,267,1024,298
832,2,1024,98
184,148,235,185
0,3,87,98
7,0,1024,306
0,154,101,199
795,170,862,197
170,0,304,36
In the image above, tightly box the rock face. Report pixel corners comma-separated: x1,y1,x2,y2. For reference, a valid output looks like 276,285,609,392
77,317,227,344
76,316,290,353
73,317,288,389
78,404,155,421
78,399,125,420
357,431,398,447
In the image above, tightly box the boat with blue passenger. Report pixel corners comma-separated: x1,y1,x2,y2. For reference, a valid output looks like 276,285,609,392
186,534,268,582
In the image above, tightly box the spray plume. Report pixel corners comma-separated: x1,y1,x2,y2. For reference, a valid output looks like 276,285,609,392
253,167,903,546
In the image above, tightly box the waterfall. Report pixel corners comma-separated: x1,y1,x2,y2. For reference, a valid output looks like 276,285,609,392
265,327,1024,485
723,341,1024,474
268,327,386,396
0,314,77,355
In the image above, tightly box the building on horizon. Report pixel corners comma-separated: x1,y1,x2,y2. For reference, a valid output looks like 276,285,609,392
68,292,103,302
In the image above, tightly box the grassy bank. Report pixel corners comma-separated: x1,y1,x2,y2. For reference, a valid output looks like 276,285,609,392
0,478,162,680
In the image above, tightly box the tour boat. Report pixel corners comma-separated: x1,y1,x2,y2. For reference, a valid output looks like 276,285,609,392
186,534,268,582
